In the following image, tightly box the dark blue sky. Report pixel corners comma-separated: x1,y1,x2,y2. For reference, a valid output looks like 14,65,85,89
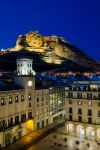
0,0,100,61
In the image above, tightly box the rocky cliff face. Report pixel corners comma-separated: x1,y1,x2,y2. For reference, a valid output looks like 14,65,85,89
0,31,99,71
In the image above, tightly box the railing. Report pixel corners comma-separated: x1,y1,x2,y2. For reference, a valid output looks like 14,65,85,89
0,117,34,132
66,119,100,125
66,88,100,92
66,96,100,100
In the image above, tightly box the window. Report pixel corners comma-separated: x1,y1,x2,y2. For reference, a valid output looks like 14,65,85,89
78,101,82,105
45,90,48,94
37,122,39,129
2,120,6,128
15,116,19,125
8,118,13,127
77,93,82,98
69,100,72,104
87,93,92,99
50,111,52,116
78,116,82,122
37,98,39,102
88,117,92,124
78,108,82,115
88,101,92,106
69,115,72,121
21,95,24,102
98,102,100,106
46,119,48,125
68,92,73,98
88,109,92,116
21,114,26,122
42,120,44,128
69,107,72,113
9,97,12,104
42,98,44,101
50,100,52,105
28,112,32,119
1,98,5,105
29,103,31,107
15,96,18,103
28,94,31,100
98,111,100,117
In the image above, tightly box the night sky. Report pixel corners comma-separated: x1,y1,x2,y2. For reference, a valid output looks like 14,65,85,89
0,0,100,61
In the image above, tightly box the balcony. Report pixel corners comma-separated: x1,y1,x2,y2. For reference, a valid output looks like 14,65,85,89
66,119,100,125
0,118,32,132
66,96,100,100
66,86,100,92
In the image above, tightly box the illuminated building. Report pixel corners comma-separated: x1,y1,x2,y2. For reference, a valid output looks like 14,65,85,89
0,57,65,147
17,57,36,75
65,81,100,141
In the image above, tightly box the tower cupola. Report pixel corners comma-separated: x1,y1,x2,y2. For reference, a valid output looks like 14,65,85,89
16,57,36,76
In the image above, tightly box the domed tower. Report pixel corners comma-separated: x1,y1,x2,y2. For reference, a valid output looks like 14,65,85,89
14,57,36,90
16,57,36,76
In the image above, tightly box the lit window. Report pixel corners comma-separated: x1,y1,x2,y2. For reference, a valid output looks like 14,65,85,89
21,95,24,102
50,100,53,105
50,111,52,116
45,90,48,94
15,96,18,103
78,101,82,105
1,98,5,105
36,111,39,115
88,101,92,106
9,97,12,104
28,94,31,100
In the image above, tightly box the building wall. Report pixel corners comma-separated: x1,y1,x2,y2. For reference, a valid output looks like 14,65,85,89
65,82,100,141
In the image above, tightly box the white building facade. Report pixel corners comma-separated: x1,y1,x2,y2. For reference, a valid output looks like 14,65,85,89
65,81,100,141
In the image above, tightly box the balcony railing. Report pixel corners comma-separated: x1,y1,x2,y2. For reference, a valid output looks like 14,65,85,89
66,96,100,100
0,117,34,132
66,88,100,92
66,119,100,125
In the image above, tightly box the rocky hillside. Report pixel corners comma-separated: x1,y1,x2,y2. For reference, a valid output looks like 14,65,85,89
0,31,99,72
